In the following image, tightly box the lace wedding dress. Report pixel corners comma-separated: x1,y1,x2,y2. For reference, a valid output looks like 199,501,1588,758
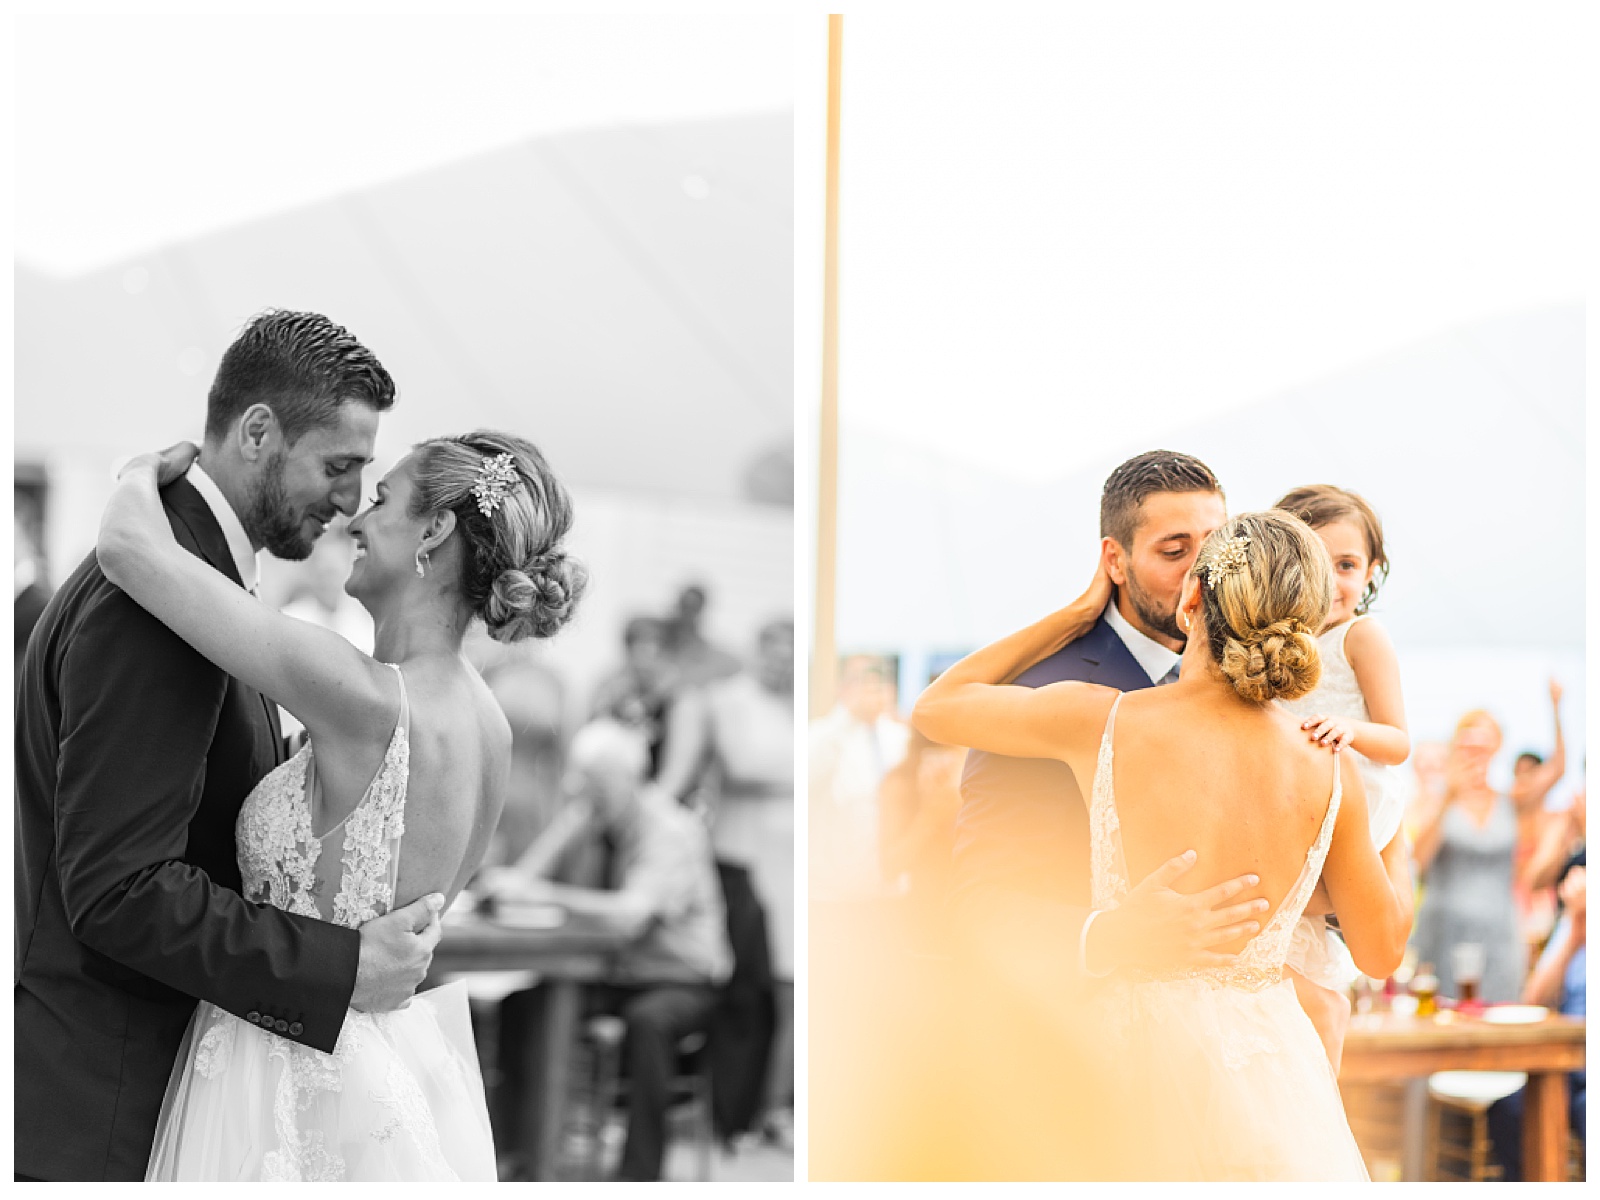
147,664,496,1180
1085,695,1369,1180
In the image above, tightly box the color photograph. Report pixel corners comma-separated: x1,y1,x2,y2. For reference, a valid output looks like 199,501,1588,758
804,7,1587,1182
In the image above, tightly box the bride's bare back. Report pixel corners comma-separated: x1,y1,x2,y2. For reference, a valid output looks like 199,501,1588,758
1077,682,1346,958
308,656,510,912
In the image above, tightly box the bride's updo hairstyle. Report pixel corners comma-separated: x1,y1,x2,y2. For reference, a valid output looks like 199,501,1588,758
409,430,587,642
1195,510,1332,704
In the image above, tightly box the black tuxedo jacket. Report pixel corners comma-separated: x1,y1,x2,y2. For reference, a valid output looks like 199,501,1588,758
13,475,361,1181
951,614,1155,917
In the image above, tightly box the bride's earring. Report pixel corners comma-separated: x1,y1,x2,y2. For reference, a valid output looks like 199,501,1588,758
415,546,430,578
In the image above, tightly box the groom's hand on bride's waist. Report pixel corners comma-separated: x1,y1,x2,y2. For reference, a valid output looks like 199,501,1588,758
350,893,446,1012
1086,851,1267,974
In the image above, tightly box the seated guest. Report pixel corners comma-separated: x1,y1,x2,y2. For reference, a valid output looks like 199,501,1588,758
485,720,733,1181
1487,852,1585,1181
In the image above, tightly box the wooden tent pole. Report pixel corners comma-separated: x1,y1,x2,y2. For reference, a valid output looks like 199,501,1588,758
812,14,843,721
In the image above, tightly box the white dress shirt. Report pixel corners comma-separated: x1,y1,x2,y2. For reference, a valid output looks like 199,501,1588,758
186,462,259,594
1103,597,1180,685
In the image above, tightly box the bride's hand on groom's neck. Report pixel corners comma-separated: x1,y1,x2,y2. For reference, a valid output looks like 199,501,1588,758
1088,851,1266,974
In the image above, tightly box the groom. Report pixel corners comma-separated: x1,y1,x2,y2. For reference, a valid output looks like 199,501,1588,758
14,311,441,1181
943,450,1243,1177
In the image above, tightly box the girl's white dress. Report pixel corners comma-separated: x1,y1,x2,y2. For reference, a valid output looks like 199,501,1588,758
146,664,496,1181
1280,616,1404,991
1086,695,1369,1180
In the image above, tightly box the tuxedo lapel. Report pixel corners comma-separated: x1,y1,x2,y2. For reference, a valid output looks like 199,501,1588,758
161,474,244,588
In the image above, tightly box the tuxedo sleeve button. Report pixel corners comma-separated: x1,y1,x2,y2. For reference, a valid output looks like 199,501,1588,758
246,1011,261,1025
274,1019,289,1033
288,1022,304,1036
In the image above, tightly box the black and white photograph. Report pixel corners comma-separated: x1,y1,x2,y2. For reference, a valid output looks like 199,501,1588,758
13,10,793,1182
803,8,1588,1183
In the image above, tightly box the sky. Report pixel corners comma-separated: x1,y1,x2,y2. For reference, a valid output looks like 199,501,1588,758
12,10,794,276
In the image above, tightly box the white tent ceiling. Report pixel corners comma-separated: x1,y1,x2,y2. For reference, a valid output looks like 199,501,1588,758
14,112,792,505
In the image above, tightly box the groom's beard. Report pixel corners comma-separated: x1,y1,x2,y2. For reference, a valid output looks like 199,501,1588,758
245,450,316,561
1121,568,1184,643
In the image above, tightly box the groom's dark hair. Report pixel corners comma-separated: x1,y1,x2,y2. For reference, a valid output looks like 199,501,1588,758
205,310,396,445
1100,450,1224,549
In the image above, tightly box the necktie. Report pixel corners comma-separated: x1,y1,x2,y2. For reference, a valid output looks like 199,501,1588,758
1157,663,1181,686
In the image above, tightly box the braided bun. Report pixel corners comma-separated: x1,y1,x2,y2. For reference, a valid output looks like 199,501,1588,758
1195,511,1333,704
484,553,587,643
1217,618,1321,703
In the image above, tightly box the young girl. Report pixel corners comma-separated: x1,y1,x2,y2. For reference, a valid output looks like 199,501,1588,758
1274,485,1415,1070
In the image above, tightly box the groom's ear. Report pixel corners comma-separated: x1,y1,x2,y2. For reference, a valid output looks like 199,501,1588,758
236,404,279,463
1101,536,1129,586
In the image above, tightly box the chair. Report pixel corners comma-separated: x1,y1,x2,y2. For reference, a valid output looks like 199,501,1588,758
580,1015,715,1181
1424,1070,1527,1181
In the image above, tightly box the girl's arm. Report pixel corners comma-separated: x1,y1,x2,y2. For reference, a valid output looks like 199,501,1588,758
911,564,1116,762
1300,618,1410,765
97,446,397,745
1321,754,1411,979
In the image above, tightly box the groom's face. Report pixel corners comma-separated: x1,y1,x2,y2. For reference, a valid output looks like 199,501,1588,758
247,400,380,560
1109,489,1227,644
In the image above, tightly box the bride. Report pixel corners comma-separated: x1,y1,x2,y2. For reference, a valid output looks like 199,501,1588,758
914,510,1409,1180
97,430,585,1180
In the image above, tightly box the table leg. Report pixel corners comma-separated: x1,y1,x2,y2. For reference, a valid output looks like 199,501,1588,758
522,979,583,1182
1522,1069,1569,1182
1401,1077,1429,1181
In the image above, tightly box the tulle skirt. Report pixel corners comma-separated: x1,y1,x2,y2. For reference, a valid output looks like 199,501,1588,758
146,980,496,1181
1087,975,1369,1180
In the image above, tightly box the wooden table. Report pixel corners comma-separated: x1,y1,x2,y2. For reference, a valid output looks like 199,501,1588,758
1340,1010,1585,1181
431,914,629,1181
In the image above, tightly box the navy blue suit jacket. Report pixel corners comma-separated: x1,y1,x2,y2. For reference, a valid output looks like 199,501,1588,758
951,613,1155,914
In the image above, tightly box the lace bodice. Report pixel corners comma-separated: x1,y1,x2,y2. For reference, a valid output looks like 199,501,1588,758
237,663,412,928
1089,693,1342,991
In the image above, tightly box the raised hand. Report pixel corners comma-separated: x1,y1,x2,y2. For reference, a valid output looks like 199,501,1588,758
350,893,445,1012
1549,678,1564,708
1088,850,1267,973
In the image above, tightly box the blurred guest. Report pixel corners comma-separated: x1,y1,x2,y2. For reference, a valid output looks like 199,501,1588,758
268,517,375,744
1510,680,1568,848
1507,680,1569,940
878,728,965,927
485,720,732,1182
1486,855,1585,1181
591,615,710,803
706,618,794,1140
665,583,742,688
808,656,910,900
273,516,374,651
480,658,568,869
1409,710,1526,1002
1524,784,1585,894
15,509,50,682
